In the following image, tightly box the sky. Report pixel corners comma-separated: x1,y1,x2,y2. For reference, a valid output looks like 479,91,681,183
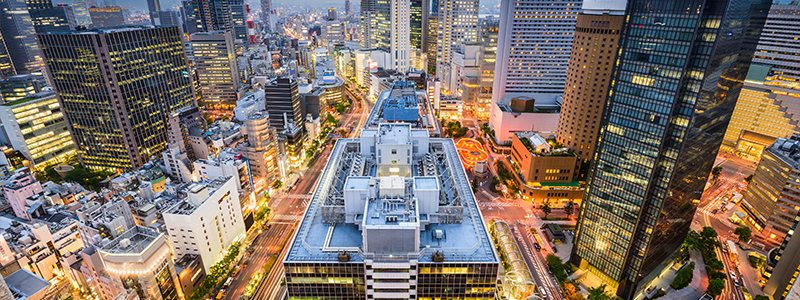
73,0,500,15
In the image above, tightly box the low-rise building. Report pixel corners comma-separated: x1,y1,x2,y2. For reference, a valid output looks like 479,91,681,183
509,132,582,208
163,177,245,272
490,95,561,145
96,226,182,300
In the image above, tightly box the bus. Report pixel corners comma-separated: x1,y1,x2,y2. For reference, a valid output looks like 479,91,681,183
727,240,739,261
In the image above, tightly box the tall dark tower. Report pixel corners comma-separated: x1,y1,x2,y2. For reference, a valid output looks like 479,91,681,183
39,26,196,170
570,0,771,298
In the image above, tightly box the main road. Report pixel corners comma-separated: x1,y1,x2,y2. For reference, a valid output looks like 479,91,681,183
692,154,757,300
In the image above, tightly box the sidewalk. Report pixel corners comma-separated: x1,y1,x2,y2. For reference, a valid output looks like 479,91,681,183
659,251,706,299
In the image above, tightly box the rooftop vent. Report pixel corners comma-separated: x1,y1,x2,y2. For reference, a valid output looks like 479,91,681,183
337,251,350,262
119,238,131,249
432,250,445,262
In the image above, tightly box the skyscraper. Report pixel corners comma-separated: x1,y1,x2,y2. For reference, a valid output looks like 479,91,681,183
26,0,73,33
556,2,625,163
185,0,247,42
475,17,497,121
190,30,240,120
0,31,14,79
345,0,350,16
410,0,428,51
570,0,770,298
359,0,411,71
435,0,478,85
0,0,44,74
327,7,337,20
39,26,196,170
264,77,303,131
491,0,579,102
147,0,161,25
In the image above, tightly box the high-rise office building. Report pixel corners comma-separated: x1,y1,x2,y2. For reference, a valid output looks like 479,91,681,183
70,0,92,27
425,0,438,74
741,136,800,244
183,0,247,42
475,17,497,121
0,0,44,74
284,84,499,299
359,0,411,71
345,0,350,16
88,6,124,28
190,31,240,120
570,0,770,298
147,0,161,25
39,26,196,170
264,77,303,131
723,2,800,159
491,0,579,103
410,0,428,51
26,0,73,33
556,3,625,163
390,0,411,71
0,31,14,79
435,0,478,82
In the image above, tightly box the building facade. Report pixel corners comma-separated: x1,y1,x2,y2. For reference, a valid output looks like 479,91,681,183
0,91,76,169
491,0,580,103
190,31,241,120
475,17,498,121
163,177,246,272
741,136,800,245
39,26,196,170
435,0,479,83
555,5,624,162
0,0,44,75
570,0,771,298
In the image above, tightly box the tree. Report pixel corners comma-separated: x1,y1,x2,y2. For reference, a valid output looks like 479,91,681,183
587,284,614,300
707,278,725,296
541,200,552,219
681,231,702,253
711,166,723,182
564,201,575,218
735,226,752,243
670,262,694,290
700,226,721,252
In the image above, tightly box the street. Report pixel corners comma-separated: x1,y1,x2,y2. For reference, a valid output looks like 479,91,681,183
692,153,759,300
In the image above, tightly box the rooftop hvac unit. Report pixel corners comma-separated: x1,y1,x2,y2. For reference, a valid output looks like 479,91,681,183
435,229,444,239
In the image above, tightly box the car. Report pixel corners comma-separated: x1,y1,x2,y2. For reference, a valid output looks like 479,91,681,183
730,272,737,281
711,209,719,214
533,242,542,251
539,287,548,298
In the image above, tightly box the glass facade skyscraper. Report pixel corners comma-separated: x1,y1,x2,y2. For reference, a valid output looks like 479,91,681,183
571,0,771,298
